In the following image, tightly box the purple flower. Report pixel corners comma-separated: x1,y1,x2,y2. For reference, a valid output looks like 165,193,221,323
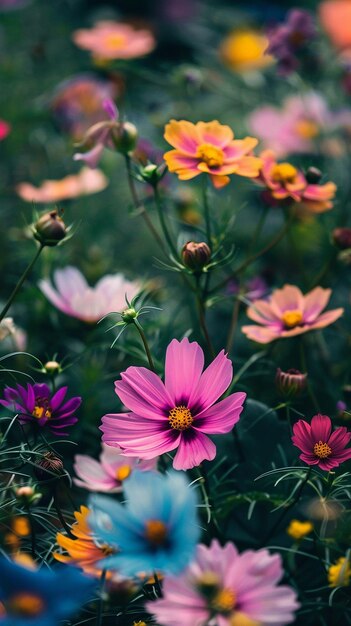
266,9,316,75
73,98,119,168
0,383,81,435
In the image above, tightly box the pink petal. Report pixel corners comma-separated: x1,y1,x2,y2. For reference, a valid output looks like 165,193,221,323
173,431,216,470
190,350,232,413
164,338,204,406
269,284,304,316
302,287,331,322
195,392,246,433
115,367,173,419
307,308,344,330
310,414,332,442
241,324,279,344
246,299,282,326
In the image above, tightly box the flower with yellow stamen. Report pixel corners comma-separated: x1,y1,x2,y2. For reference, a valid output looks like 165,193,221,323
328,556,351,587
54,505,115,578
164,120,262,189
220,29,273,72
287,519,313,540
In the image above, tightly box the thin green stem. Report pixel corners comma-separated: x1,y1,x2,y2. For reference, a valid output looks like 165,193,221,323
202,177,212,246
195,277,215,358
153,185,179,259
96,569,107,626
0,244,44,323
225,291,241,354
53,485,74,538
133,319,155,371
125,156,166,255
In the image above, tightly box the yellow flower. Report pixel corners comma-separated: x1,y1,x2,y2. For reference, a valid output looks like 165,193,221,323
219,30,273,72
328,557,351,587
286,519,313,540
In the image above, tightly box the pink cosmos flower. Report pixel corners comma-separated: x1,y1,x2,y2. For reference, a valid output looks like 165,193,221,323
0,120,10,140
73,444,157,492
72,21,155,61
39,266,140,323
248,93,351,158
146,539,299,626
292,414,351,471
100,338,246,471
16,168,108,203
257,150,337,213
242,284,343,344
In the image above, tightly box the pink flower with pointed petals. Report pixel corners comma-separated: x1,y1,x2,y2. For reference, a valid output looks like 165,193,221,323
242,284,344,344
292,414,351,471
146,539,299,626
39,266,140,323
73,444,157,492
100,338,246,471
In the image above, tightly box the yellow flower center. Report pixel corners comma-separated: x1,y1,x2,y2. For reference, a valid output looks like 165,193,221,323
281,310,303,329
168,405,193,431
32,405,52,420
295,119,319,140
211,588,237,614
103,33,126,51
196,143,224,169
271,162,298,183
115,464,132,482
6,593,44,617
314,440,332,459
144,519,168,546
328,557,351,588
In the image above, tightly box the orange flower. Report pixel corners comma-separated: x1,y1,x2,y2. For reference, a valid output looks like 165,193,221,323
16,168,108,203
319,1,351,52
220,29,273,72
163,120,262,189
73,21,155,62
54,506,115,577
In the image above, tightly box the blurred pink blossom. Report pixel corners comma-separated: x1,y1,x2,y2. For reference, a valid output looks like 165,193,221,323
16,168,108,203
0,120,10,140
39,266,140,323
248,93,351,157
74,444,157,492
73,22,155,61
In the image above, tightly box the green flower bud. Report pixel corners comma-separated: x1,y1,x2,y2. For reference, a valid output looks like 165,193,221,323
34,210,67,246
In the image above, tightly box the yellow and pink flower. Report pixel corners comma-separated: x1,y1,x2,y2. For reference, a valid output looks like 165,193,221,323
73,21,155,62
257,149,336,213
163,120,262,189
242,284,343,344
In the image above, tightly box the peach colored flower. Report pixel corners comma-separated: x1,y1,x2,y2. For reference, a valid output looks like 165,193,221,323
73,21,155,61
163,120,262,189
257,150,336,213
16,168,108,203
242,284,343,344
319,0,351,52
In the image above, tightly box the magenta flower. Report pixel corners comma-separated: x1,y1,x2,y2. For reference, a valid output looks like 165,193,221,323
242,284,344,344
39,266,139,323
0,383,81,435
73,444,157,492
292,414,351,471
0,120,10,140
146,539,299,626
100,338,246,470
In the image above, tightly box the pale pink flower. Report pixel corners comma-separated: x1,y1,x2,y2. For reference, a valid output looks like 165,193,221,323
39,266,140,323
147,539,299,626
100,337,246,471
242,284,343,344
73,21,155,61
73,444,157,492
248,93,351,157
16,168,108,203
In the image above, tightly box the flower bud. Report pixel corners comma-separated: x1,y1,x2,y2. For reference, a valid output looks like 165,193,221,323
305,167,322,184
34,210,67,246
332,227,351,250
44,360,61,375
275,368,307,397
35,451,64,480
121,307,137,323
15,486,41,504
113,121,138,155
139,163,167,186
182,241,211,272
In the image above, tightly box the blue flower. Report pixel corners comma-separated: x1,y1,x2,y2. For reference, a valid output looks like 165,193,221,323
0,558,96,626
88,470,200,577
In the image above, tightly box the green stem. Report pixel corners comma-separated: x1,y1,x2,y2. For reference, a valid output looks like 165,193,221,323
153,185,179,259
0,244,44,323
133,319,155,371
125,156,166,255
225,291,241,354
195,278,215,358
53,485,74,538
202,177,212,246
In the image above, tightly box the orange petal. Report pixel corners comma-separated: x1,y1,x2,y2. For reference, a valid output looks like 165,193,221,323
196,120,234,147
164,120,199,154
210,174,231,188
